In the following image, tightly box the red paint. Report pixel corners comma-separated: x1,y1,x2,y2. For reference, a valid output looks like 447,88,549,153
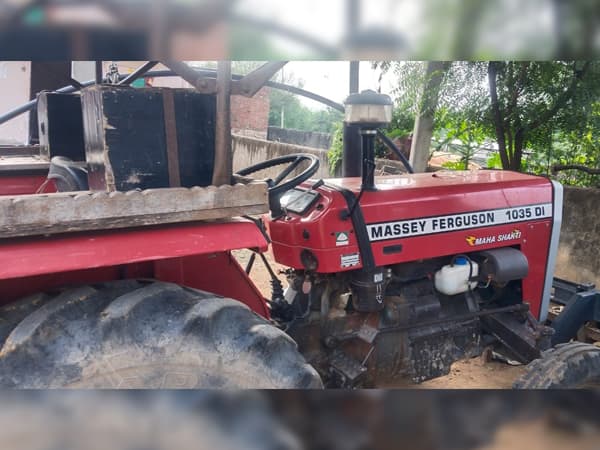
155,253,269,317
268,170,554,319
0,220,267,280
0,175,55,196
0,220,270,316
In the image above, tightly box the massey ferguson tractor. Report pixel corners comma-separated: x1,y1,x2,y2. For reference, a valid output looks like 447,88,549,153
0,61,599,388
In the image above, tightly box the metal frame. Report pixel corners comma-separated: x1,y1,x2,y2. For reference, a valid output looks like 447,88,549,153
0,61,413,182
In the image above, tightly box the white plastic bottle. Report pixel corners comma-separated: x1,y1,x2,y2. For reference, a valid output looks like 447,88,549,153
434,257,479,296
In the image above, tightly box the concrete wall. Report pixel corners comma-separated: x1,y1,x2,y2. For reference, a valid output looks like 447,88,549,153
0,62,31,145
267,126,332,150
555,186,600,287
233,134,332,179
232,135,407,180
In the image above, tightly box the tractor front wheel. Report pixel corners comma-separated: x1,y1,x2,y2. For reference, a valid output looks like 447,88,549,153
513,342,600,389
0,280,322,388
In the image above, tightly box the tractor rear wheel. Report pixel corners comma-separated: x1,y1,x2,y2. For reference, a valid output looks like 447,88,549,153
0,280,322,388
513,342,600,388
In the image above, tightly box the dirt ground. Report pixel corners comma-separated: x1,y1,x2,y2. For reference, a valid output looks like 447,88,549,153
481,419,600,450
234,249,527,389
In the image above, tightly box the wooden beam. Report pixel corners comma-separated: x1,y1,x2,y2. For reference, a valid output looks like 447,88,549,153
212,61,232,186
0,183,268,238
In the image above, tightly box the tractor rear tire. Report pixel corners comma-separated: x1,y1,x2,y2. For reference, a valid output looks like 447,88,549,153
0,280,322,388
513,342,600,389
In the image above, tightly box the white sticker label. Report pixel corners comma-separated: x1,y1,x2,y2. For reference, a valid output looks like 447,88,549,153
367,203,552,242
341,253,360,268
335,231,350,246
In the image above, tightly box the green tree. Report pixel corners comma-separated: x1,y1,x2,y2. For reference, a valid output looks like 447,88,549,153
437,111,488,169
268,69,342,133
487,61,598,171
381,60,600,185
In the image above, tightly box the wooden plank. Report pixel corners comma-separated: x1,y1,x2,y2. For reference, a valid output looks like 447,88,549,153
0,146,41,157
0,157,50,174
162,88,181,187
0,182,268,238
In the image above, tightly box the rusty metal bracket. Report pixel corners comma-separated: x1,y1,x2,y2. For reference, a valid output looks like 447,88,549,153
231,61,288,97
162,61,218,94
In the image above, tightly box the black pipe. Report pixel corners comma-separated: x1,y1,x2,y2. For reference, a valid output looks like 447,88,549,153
361,129,377,190
376,129,414,173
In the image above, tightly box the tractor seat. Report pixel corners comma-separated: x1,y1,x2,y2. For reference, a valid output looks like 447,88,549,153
48,156,89,192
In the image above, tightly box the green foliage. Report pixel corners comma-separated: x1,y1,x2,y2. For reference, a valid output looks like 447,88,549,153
441,161,466,170
380,60,600,186
435,108,489,169
486,153,502,169
327,122,344,175
268,78,342,134
385,105,415,139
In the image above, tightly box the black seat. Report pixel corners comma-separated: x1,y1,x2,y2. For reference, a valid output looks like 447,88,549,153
48,156,89,192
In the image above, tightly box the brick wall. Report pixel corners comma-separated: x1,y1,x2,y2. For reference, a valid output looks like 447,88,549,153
231,87,270,139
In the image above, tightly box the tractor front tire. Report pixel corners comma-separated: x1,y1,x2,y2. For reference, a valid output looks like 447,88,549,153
513,342,600,389
0,280,322,388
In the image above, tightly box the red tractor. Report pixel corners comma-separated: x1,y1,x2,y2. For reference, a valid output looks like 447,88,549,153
0,63,598,388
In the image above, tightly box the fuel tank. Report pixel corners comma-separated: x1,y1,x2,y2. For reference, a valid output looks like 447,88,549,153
266,170,562,320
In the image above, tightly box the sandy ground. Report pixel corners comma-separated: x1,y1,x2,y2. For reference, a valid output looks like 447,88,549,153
234,249,527,389
481,419,600,450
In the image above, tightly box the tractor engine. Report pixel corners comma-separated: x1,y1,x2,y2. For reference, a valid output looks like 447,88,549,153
267,171,561,387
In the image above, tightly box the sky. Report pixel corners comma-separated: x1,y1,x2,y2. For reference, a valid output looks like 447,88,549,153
283,61,396,110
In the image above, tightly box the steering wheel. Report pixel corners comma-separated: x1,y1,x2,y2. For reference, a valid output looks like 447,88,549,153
235,153,320,215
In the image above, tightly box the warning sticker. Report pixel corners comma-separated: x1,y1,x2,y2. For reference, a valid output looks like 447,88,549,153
341,253,360,268
367,203,552,242
335,231,350,246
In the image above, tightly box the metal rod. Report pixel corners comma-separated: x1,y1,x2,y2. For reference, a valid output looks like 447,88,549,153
95,61,103,84
0,68,346,126
68,77,84,90
212,61,232,186
118,61,158,86
161,61,217,93
245,252,257,275
231,61,288,97
349,61,359,94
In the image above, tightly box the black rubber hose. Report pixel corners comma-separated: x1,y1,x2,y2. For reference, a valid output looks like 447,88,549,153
376,129,414,174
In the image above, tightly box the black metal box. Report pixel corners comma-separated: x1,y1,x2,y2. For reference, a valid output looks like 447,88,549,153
37,92,86,161
81,85,216,191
